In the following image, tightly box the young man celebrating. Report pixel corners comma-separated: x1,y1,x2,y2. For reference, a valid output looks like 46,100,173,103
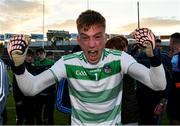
8,10,166,125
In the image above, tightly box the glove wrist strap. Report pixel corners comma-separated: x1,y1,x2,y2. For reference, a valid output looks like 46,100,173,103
11,63,25,75
149,56,161,67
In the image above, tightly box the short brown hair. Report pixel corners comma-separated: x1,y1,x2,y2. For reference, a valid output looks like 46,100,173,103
27,48,34,56
76,10,106,32
106,35,128,51
35,48,45,54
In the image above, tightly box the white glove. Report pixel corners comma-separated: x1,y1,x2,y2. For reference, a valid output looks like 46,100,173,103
7,34,31,66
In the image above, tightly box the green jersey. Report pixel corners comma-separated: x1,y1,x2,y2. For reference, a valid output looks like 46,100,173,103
50,48,136,125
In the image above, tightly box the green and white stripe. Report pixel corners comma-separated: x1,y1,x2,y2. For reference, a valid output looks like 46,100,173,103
51,49,136,125
68,73,122,92
70,89,122,113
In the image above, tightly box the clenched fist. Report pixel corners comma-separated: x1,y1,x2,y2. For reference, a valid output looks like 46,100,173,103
131,28,155,57
131,28,155,49
7,34,31,66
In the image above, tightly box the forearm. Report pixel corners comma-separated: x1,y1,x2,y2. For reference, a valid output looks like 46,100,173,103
149,64,166,90
15,69,57,96
128,63,166,90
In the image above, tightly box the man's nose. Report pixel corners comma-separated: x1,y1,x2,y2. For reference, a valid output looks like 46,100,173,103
88,38,96,48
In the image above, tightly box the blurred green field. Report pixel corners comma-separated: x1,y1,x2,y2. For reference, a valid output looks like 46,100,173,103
6,92,70,125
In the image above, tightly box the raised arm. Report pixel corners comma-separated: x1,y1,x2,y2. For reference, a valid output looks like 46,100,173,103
15,69,56,96
128,28,166,90
128,62,166,90
7,35,59,96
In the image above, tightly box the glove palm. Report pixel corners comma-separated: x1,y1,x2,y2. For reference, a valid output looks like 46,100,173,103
131,28,155,57
7,35,31,66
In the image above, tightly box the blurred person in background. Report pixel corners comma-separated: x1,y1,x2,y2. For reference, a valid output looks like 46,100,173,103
12,48,36,125
0,58,9,125
34,48,56,125
46,51,55,61
134,38,172,125
167,32,180,124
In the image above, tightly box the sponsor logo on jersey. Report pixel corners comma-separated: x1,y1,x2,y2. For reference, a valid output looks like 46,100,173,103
89,68,101,73
76,70,87,76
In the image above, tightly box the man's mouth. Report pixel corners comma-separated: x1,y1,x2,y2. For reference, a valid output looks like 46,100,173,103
88,50,98,57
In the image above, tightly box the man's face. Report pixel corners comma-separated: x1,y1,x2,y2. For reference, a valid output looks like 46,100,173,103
170,38,180,55
25,54,34,63
155,42,162,51
77,24,107,64
37,52,46,61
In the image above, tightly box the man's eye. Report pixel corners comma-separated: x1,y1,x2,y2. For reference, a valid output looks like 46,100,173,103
95,35,102,40
83,37,88,39
95,35,101,38
81,36,89,40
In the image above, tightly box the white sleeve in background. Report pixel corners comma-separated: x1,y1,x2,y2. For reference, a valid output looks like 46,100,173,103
16,58,66,96
128,62,166,90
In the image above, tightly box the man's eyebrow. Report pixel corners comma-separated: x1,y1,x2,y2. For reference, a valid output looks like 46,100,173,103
94,32,103,36
79,32,103,36
79,33,88,36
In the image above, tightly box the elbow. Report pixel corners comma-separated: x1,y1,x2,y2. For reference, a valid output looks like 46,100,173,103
150,66,167,91
24,92,35,96
22,86,39,96
154,84,166,91
23,90,37,96
161,81,167,90
153,79,167,91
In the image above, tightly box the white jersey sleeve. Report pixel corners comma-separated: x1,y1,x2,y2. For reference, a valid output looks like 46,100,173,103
15,58,66,96
16,69,56,96
120,52,137,74
128,62,166,90
50,57,67,80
